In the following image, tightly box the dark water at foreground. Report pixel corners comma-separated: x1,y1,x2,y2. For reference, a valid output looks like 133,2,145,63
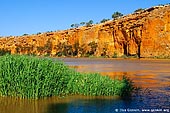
0,58,170,113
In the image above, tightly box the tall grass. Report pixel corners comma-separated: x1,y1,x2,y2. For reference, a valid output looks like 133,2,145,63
0,54,134,99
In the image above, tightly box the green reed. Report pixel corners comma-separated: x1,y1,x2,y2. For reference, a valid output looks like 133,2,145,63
0,54,134,99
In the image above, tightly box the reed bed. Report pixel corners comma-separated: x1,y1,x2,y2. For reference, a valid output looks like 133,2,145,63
0,54,134,99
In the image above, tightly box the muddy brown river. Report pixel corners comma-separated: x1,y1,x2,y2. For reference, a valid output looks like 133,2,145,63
0,58,170,113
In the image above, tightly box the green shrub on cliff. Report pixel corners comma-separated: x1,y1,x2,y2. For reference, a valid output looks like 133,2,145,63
134,8,144,13
100,18,110,23
112,11,123,19
86,20,94,27
0,49,11,56
112,52,118,58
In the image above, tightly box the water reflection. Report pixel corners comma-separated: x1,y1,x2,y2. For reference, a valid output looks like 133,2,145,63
47,103,68,113
46,97,127,113
66,58,170,93
64,58,170,110
0,96,121,113
1,94,169,113
0,97,42,113
46,93,170,113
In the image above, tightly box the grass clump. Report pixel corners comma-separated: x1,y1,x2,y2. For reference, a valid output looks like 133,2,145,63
0,54,134,99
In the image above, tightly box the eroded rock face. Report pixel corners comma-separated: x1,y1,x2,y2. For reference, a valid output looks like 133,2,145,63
0,5,170,58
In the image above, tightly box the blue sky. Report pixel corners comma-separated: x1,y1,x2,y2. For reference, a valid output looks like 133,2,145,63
0,0,169,36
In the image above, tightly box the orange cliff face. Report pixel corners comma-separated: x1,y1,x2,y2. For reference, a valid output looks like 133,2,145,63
0,5,170,58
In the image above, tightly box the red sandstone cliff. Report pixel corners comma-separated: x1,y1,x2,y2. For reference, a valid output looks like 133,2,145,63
0,5,170,58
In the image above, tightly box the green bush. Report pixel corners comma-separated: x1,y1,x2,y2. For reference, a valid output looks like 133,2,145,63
112,12,123,19
0,49,11,56
134,8,144,13
112,52,118,58
86,20,93,27
121,54,128,59
100,18,110,23
0,55,134,99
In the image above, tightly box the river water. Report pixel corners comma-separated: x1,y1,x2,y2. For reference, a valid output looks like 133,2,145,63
0,58,170,113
